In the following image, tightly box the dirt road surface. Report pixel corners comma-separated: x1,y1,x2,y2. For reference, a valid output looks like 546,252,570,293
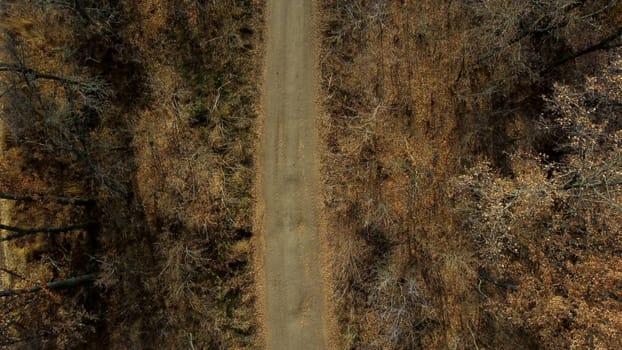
258,0,326,349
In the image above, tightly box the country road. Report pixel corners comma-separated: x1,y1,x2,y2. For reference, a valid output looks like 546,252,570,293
258,0,326,349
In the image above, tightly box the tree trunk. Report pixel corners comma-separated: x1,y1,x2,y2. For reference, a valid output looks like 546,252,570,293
0,222,96,242
0,274,97,297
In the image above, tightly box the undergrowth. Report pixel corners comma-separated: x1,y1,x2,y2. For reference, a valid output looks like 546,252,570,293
0,0,263,348
320,0,622,349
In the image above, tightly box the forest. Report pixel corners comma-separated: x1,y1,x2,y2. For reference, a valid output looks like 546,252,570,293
0,0,621,349
0,0,261,348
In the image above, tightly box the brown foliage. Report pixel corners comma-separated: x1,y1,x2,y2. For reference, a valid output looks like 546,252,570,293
320,0,622,349
320,1,475,348
454,56,622,349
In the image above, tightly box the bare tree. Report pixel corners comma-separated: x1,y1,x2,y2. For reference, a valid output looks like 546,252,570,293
0,267,97,347
464,0,622,95
0,28,124,195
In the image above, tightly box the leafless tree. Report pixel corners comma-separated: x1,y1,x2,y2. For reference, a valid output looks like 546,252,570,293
0,267,97,347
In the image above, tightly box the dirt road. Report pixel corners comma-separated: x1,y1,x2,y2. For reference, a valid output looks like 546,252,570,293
0,123,8,289
258,0,326,348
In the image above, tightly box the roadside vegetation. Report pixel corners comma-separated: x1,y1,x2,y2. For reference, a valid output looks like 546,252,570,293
320,0,622,348
0,0,262,348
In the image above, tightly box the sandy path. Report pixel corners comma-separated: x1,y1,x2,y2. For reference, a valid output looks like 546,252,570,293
258,0,326,348
0,123,9,289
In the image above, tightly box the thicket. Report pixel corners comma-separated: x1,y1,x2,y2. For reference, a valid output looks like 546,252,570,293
321,0,622,348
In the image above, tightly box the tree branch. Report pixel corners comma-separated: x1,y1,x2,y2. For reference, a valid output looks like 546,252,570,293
0,63,81,85
548,26,622,69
